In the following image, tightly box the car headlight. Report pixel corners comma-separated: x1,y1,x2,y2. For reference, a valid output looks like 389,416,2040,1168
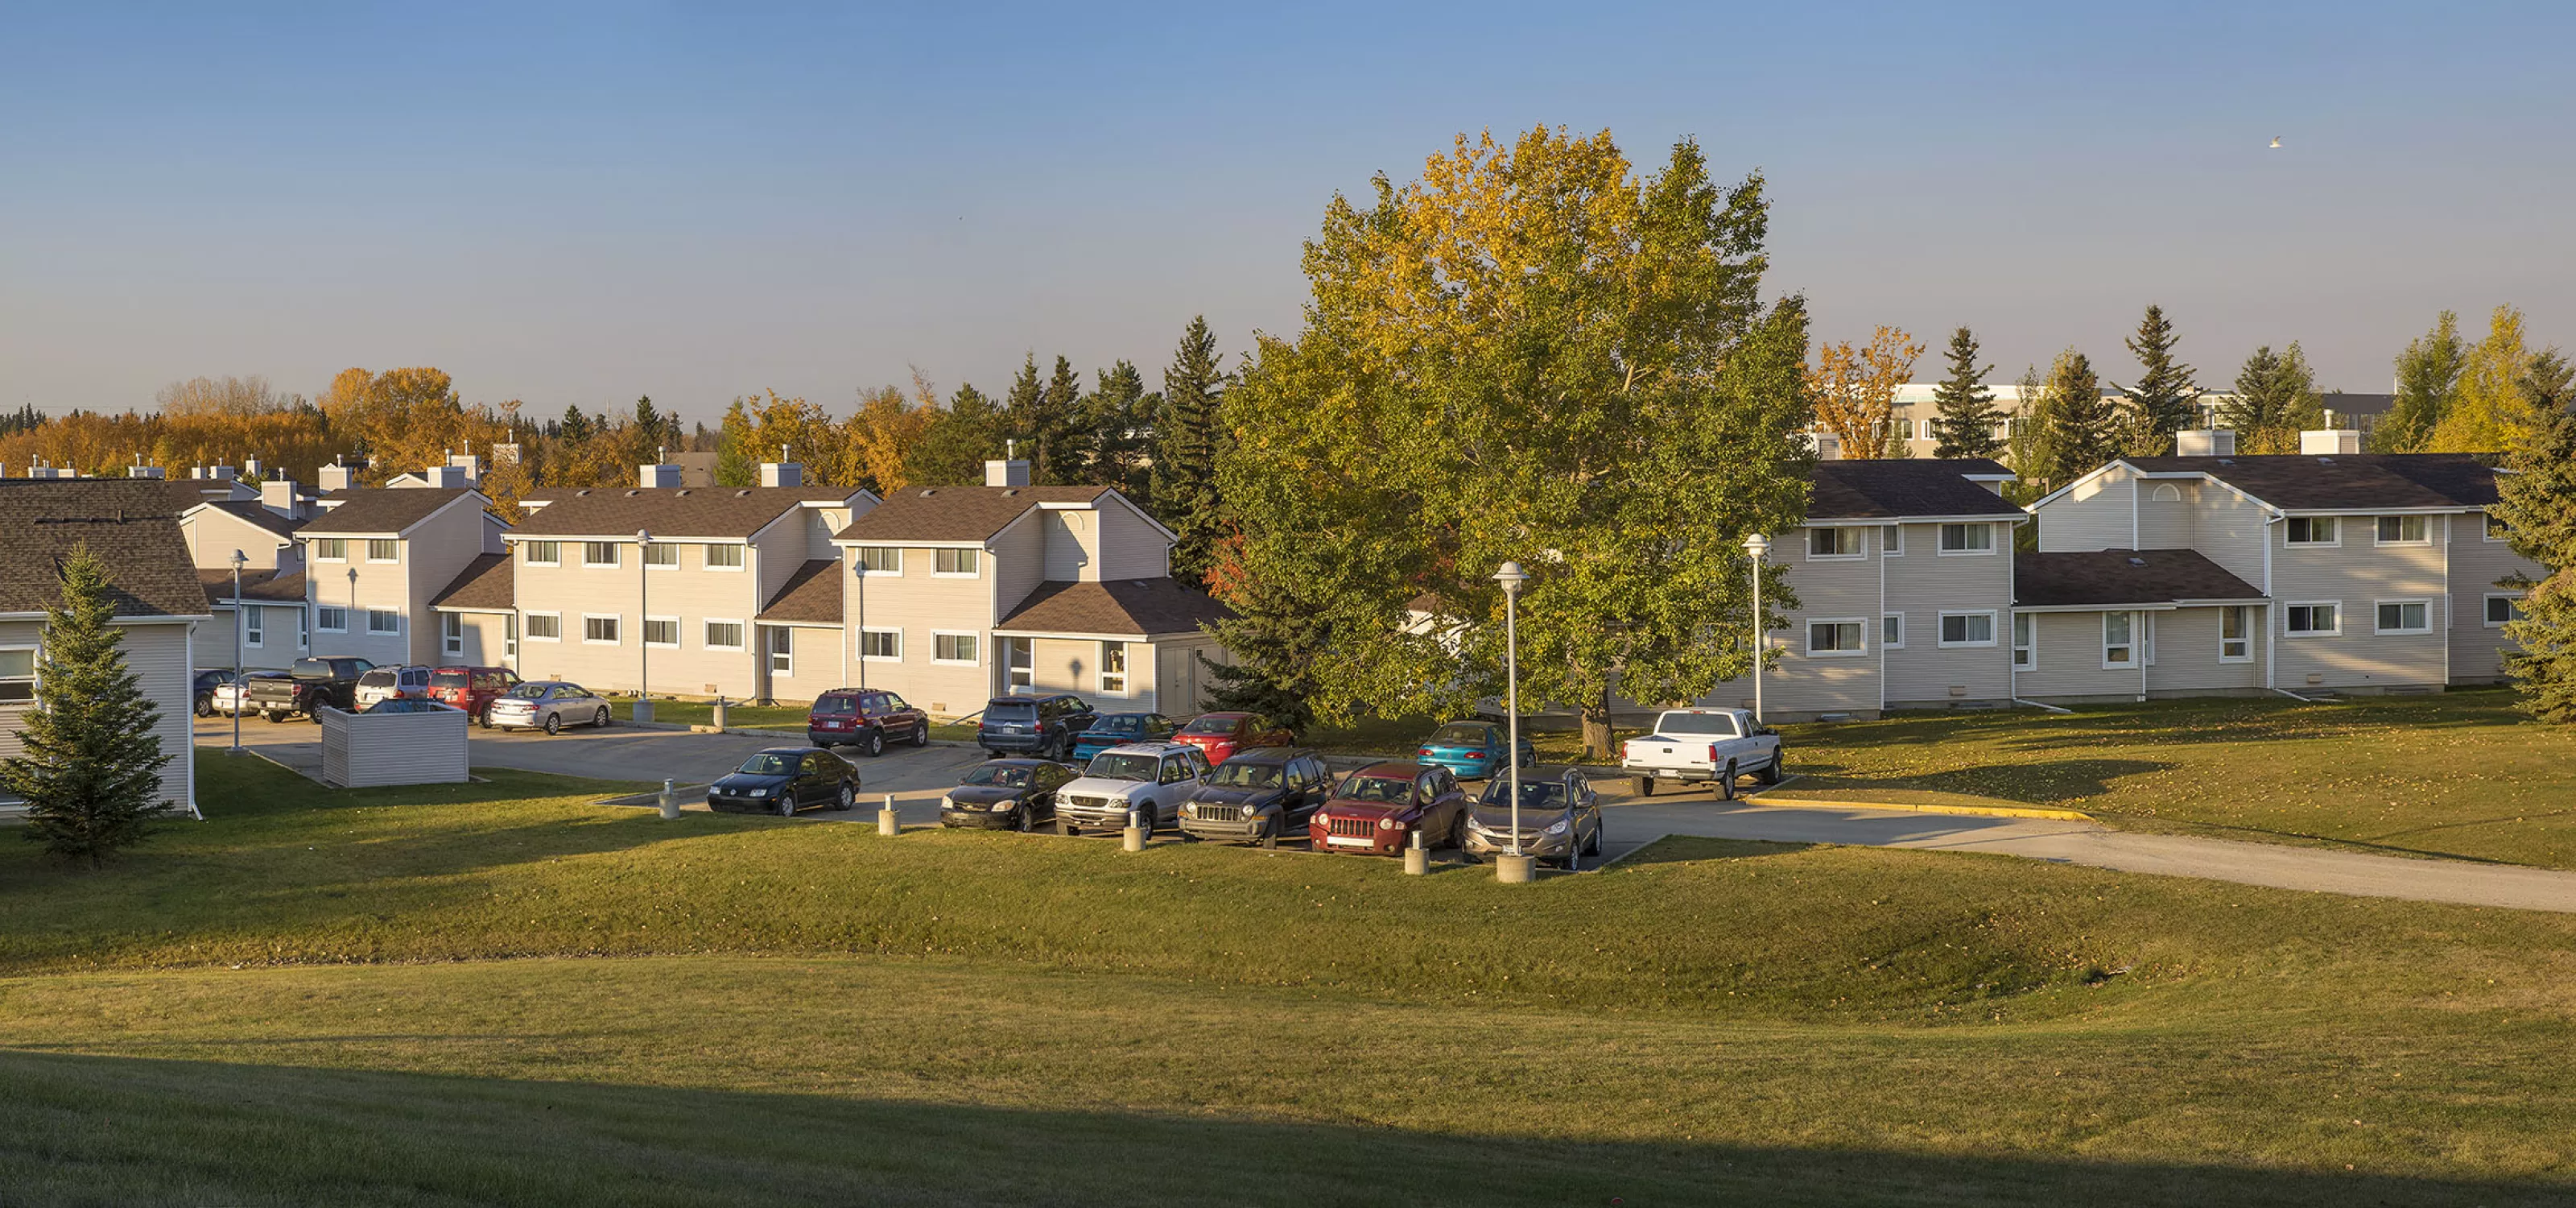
939,795,954,811
1378,816,1402,830
1542,819,1569,835
990,798,1018,812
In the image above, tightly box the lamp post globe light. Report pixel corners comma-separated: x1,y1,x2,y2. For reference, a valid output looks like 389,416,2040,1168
1492,561,1534,884
228,548,247,755
1743,533,1770,725
634,528,653,723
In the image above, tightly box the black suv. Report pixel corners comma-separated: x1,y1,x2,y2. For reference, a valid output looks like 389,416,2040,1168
977,693,1096,759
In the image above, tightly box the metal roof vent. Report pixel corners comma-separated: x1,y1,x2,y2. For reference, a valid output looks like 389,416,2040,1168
2316,456,2334,465
1001,488,1018,496
736,489,753,497
675,489,690,496
920,488,937,496
575,488,593,496
2215,459,2234,467
2127,556,2147,567
626,489,642,496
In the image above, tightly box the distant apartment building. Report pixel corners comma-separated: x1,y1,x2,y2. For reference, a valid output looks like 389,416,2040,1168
1822,387,2395,461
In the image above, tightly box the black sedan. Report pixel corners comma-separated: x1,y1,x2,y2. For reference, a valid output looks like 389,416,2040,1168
939,759,1076,832
707,747,860,817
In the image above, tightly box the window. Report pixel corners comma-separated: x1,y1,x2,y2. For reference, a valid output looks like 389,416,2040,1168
1003,636,1031,687
2219,606,2252,662
2487,594,2528,627
704,620,746,651
442,613,464,656
314,538,348,561
2375,600,2430,635
852,545,903,574
367,608,400,635
504,614,517,658
769,627,794,675
2103,612,2136,668
1100,642,1128,693
316,605,348,633
1880,525,1902,556
583,542,620,568
2285,516,2338,546
297,608,310,649
704,542,744,569
934,548,980,576
644,542,679,569
584,614,621,644
1807,527,1863,559
1806,618,1866,656
2285,602,2340,637
2375,515,2429,545
526,611,561,641
1938,523,1994,554
1881,614,1905,649
643,617,679,647
525,540,560,566
935,631,980,665
366,539,398,562
0,648,33,704
2012,613,2034,669
858,628,900,660
2486,512,2510,542
243,606,264,647
1938,611,1997,647
2150,483,2183,502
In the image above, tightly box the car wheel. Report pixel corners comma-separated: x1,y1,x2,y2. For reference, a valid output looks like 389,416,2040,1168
862,728,885,758
776,793,796,818
1014,805,1034,833
479,706,493,729
1718,762,1737,801
1261,819,1280,850
594,707,610,729
1760,748,1785,785
837,781,855,811
912,721,930,746
1633,775,1653,797
194,697,212,718
1583,821,1604,857
811,739,830,749
543,714,562,735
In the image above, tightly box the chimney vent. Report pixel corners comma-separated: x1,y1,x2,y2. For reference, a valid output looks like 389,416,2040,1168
983,458,1031,487
639,463,682,489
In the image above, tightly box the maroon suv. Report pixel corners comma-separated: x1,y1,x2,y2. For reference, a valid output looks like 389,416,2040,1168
427,665,522,727
808,688,930,756
1308,761,1469,855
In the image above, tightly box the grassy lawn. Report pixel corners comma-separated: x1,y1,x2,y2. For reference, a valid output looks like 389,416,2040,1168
0,751,2570,1203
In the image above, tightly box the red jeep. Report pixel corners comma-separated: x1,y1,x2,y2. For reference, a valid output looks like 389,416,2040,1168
1308,761,1470,856
427,665,522,727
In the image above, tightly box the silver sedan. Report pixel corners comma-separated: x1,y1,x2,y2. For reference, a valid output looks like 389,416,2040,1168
485,681,614,734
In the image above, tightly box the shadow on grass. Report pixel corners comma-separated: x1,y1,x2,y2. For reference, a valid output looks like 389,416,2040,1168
1789,692,2533,757
2,1049,2562,1208
1613,835,1816,869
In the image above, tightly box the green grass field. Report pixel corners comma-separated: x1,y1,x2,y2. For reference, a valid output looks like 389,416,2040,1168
0,750,2570,1204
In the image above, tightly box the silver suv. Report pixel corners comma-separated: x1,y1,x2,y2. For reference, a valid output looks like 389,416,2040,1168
1053,742,1211,835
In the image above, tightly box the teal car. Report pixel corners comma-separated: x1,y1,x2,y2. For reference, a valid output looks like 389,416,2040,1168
1414,720,1536,780
1071,712,1178,763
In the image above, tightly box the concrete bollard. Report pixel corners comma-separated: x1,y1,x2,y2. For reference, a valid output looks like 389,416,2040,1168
877,793,900,836
658,777,681,821
1122,807,1147,853
1495,853,1537,883
711,696,728,733
1402,827,1428,875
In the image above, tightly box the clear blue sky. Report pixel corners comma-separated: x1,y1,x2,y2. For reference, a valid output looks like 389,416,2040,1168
4,2,2567,421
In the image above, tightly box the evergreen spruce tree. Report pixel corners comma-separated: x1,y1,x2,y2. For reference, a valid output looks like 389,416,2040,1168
1076,360,1155,499
2026,349,2116,494
0,545,173,865
2491,395,2576,722
1001,354,1083,482
1198,566,1326,732
902,383,1003,486
1927,326,2004,459
2116,304,2198,455
1151,316,1230,586
712,398,756,486
2222,344,2326,454
2376,311,2467,452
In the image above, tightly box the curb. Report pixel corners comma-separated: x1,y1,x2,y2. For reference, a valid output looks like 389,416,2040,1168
1736,793,2094,822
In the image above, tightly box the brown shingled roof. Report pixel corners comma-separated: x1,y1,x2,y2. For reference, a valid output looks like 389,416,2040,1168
2124,453,2501,511
193,498,304,540
756,559,844,624
2014,548,2266,609
429,553,514,611
995,577,1232,638
0,479,209,618
300,487,479,535
510,485,864,540
1807,458,2022,520
200,567,309,604
836,485,1111,543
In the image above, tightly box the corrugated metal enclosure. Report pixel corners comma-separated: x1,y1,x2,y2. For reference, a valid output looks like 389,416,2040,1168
320,706,470,788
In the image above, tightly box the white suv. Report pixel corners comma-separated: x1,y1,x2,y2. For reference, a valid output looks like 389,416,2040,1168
354,664,433,711
1053,742,1211,835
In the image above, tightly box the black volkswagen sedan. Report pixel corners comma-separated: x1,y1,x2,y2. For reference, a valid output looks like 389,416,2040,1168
708,747,859,817
1176,747,1335,846
939,759,1075,831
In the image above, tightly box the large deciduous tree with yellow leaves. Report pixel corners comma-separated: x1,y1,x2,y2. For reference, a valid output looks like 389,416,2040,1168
1216,127,1814,757
1809,326,1923,458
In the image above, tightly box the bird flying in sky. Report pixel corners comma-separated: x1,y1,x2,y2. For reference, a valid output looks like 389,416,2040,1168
2268,136,2283,148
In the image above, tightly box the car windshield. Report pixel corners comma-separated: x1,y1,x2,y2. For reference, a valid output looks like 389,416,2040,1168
1430,724,1489,746
429,672,467,689
736,754,799,776
1179,715,1241,735
815,696,857,714
960,763,1033,788
1208,762,1283,789
290,658,335,679
1340,775,1412,804
1657,712,1741,737
986,701,1037,722
1091,715,1145,734
506,685,551,700
1480,782,1566,809
1085,753,1161,781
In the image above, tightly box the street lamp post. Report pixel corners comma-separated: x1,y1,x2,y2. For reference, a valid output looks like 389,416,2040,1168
1492,561,1533,884
229,548,247,755
635,528,654,723
1744,534,1770,725
854,552,868,689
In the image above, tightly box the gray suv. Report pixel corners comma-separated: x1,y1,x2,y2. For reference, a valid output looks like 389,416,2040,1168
977,693,1096,759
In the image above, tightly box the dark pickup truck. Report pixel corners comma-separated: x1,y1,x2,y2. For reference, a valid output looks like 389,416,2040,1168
242,656,376,722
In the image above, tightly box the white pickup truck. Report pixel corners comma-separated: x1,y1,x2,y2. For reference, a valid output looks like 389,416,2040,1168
1620,708,1782,801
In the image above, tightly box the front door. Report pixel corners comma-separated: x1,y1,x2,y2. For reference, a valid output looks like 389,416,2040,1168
1005,638,1034,692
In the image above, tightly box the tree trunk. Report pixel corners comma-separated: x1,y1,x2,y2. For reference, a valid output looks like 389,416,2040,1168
1580,684,1614,763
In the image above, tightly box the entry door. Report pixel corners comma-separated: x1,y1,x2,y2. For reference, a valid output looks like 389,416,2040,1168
1005,638,1034,691
769,627,793,676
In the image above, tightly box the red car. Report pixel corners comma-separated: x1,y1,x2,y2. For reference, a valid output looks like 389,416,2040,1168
808,687,931,756
1308,761,1470,856
1174,711,1294,766
427,665,522,727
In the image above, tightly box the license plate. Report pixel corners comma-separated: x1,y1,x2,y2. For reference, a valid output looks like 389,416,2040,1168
1326,836,1376,848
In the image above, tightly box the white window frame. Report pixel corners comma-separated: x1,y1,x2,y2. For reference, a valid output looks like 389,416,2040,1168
525,611,561,642
768,627,794,676
524,540,561,566
1938,610,1998,648
504,614,517,658
2285,516,2339,548
366,608,401,636
583,541,621,569
441,612,464,656
933,548,980,577
1880,613,1904,649
932,630,982,666
2284,602,2341,638
316,605,349,634
852,546,904,576
2103,611,2137,669
858,627,902,661
242,606,264,648
704,618,746,651
1937,523,1995,555
2485,511,2511,543
703,542,744,571
314,537,348,562
1880,525,1902,557
1003,636,1032,689
2374,515,2430,547
1806,527,1864,561
2373,598,2431,635
2486,593,2527,628
1805,618,1868,657
583,614,621,645
0,646,35,705
2219,606,2252,663
2011,613,2035,670
1100,641,1128,694
296,608,310,649
643,542,680,570
642,615,681,648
